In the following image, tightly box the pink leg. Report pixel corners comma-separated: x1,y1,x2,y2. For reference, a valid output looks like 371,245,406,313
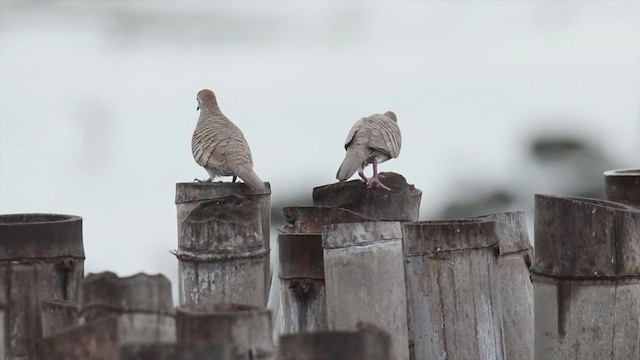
366,160,391,191
358,168,368,183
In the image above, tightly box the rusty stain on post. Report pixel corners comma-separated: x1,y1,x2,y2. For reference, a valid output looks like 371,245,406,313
175,182,271,307
604,168,640,209
312,172,422,221
0,213,84,360
402,219,505,360
532,194,640,360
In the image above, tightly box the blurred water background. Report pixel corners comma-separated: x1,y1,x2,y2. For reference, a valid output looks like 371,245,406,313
1,1,638,300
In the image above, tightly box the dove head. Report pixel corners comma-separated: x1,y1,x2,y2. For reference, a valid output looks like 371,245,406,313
196,89,217,111
384,111,397,122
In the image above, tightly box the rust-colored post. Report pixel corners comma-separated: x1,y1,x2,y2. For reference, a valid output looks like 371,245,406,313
604,168,640,208
0,213,84,360
322,221,410,360
402,219,505,360
473,211,534,360
175,182,271,307
312,172,422,221
35,272,175,359
177,303,275,359
120,342,232,360
277,323,391,359
532,195,640,359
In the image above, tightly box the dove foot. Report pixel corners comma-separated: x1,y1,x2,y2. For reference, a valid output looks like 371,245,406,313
366,174,391,191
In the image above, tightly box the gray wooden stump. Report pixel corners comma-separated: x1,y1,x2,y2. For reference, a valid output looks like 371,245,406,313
323,221,410,360
402,219,505,360
177,303,275,359
277,323,392,360
35,272,175,360
532,194,640,360
312,172,422,221
120,342,232,360
40,300,79,338
473,211,534,360
0,213,84,360
175,182,271,307
1,288,6,360
604,168,640,208
276,206,375,335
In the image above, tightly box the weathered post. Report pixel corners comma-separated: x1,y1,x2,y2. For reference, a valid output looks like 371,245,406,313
177,303,275,359
604,168,640,208
175,182,271,306
402,219,505,360
0,213,84,360
312,172,421,221
532,195,640,359
276,206,375,335
322,221,410,360
277,323,392,360
1,288,6,360
473,211,534,360
36,272,175,359
40,300,79,338
120,342,232,360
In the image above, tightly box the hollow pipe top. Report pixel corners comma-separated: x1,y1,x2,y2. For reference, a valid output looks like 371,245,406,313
0,213,84,261
604,168,640,208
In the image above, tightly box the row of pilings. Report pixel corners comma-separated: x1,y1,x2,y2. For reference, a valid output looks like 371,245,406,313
0,169,638,359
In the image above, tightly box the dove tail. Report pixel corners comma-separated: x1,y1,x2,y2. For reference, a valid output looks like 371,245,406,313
234,166,266,192
336,149,365,181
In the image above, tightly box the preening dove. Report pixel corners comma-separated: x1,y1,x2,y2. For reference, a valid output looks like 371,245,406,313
336,111,401,190
191,89,266,191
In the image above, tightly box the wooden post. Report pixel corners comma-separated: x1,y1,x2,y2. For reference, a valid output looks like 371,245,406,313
402,219,505,360
276,206,375,336
322,221,410,360
1,288,5,360
473,211,534,360
35,272,175,359
0,213,84,360
277,323,392,359
175,182,271,307
532,194,640,359
312,172,422,221
120,342,231,360
40,300,78,338
177,303,275,359
604,168,640,208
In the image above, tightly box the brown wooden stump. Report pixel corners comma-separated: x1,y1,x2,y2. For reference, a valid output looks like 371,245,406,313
402,219,505,360
0,213,84,360
277,323,392,360
35,272,175,360
532,195,640,359
604,168,640,208
177,303,275,359
312,172,422,221
473,211,534,360
322,221,410,360
175,182,271,307
119,342,232,360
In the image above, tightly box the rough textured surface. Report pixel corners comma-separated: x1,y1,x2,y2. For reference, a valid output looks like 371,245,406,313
40,300,79,338
281,206,374,234
604,168,640,209
120,342,232,360
473,212,534,360
313,173,421,221
402,220,505,360
0,213,84,360
322,222,409,360
175,182,271,306
192,89,266,191
278,324,392,360
532,195,640,277
532,194,640,360
336,111,401,181
177,303,275,359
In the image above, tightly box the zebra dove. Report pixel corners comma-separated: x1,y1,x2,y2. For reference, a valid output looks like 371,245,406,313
336,111,401,190
192,89,266,191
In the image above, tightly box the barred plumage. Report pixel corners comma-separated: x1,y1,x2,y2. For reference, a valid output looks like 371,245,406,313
191,89,266,191
336,111,401,190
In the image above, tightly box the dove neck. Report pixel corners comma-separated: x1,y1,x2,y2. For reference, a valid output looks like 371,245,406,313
199,103,223,116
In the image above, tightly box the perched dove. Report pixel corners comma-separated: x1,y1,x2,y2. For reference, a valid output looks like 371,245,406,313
336,111,401,190
191,89,266,191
